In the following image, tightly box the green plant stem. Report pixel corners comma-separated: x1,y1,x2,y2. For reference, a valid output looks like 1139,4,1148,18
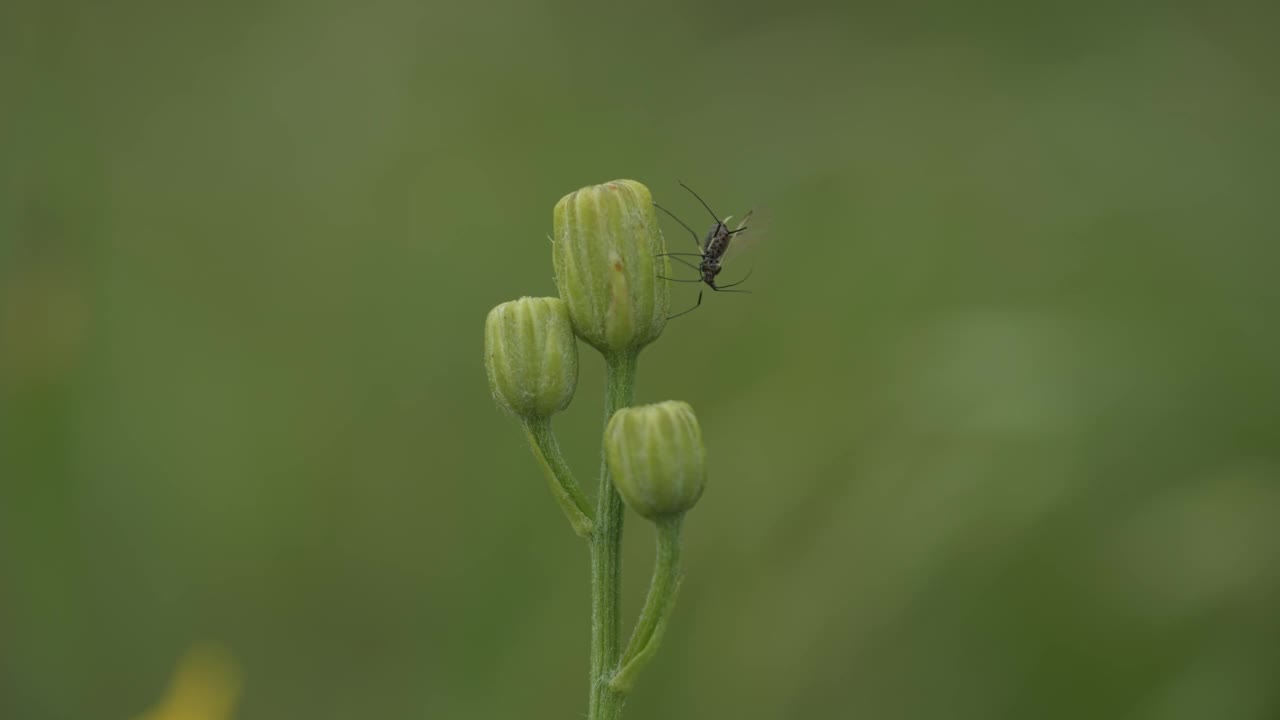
523,418,594,537
611,515,683,694
589,350,637,720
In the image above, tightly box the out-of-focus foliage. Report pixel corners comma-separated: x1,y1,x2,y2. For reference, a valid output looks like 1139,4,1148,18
133,646,240,720
2,1,1277,718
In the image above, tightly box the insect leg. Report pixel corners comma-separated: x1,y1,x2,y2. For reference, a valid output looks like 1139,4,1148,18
666,290,703,320
658,275,705,283
660,254,702,271
716,264,755,289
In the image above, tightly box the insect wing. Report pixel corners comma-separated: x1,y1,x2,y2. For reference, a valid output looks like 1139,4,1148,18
722,207,768,266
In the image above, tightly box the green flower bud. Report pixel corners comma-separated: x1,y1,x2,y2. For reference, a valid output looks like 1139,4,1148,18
552,179,669,354
605,401,707,520
484,297,578,420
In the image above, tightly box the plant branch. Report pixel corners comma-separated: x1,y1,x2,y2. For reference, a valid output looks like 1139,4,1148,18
523,418,594,537
611,516,683,694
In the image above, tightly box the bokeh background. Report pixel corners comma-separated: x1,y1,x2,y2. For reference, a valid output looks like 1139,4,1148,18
3,0,1278,718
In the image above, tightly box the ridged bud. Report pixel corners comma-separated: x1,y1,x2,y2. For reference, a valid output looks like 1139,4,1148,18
484,297,578,420
552,179,669,354
605,401,707,520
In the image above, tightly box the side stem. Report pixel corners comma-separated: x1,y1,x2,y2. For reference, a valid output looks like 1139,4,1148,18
588,350,637,720
523,418,594,537
611,515,683,694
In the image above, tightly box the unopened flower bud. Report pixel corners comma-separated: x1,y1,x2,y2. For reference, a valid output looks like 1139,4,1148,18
552,179,669,354
484,297,578,420
605,401,707,520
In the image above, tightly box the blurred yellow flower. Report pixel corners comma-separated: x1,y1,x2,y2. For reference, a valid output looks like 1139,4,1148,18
133,645,242,720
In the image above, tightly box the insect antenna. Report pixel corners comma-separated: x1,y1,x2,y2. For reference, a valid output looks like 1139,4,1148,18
677,181,722,223
653,202,702,252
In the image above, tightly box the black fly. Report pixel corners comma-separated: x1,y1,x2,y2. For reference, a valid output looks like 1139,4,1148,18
653,182,755,319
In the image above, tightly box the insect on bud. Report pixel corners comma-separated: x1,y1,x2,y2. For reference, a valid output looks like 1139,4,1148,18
484,297,579,420
553,179,669,354
605,401,707,520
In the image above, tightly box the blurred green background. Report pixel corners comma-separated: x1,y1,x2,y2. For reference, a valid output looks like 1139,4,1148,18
3,0,1279,718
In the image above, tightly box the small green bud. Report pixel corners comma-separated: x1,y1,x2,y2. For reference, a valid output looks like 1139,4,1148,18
552,179,669,354
484,297,579,420
605,401,707,520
